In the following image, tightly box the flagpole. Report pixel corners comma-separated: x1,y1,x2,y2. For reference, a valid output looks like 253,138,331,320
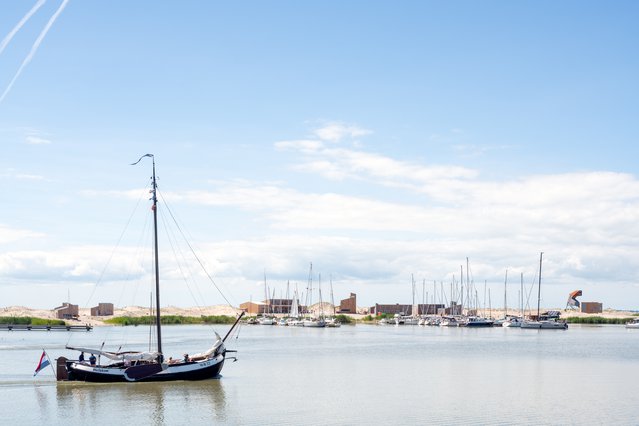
44,349,57,379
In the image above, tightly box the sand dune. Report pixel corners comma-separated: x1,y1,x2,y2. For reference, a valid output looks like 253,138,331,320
1,305,242,326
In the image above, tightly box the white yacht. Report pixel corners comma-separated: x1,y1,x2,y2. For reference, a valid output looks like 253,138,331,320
625,318,639,329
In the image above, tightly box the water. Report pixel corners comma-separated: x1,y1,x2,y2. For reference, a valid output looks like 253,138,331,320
1,324,637,425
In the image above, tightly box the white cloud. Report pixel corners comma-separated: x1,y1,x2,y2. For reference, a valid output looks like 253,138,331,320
0,224,44,244
274,139,324,153
3,123,639,309
312,122,372,142
24,135,51,145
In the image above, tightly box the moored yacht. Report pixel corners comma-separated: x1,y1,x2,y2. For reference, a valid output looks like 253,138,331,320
462,316,494,327
626,318,639,329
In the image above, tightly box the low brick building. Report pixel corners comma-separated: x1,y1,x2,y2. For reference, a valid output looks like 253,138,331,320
339,293,357,313
239,301,267,315
369,303,413,316
580,302,603,314
54,302,79,319
90,303,114,316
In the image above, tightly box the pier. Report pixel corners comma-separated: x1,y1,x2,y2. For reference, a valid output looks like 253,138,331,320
0,324,92,331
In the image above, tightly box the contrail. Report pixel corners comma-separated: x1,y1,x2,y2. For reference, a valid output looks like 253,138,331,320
0,0,69,105
0,0,47,56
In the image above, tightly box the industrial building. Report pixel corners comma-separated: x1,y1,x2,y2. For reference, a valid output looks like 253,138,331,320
90,303,114,316
339,293,357,313
580,302,603,314
369,303,446,316
54,302,79,319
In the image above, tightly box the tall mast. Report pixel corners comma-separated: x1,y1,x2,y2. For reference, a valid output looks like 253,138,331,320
460,265,463,313
150,156,162,356
132,153,162,356
504,269,508,319
520,272,524,318
330,275,336,316
537,252,543,318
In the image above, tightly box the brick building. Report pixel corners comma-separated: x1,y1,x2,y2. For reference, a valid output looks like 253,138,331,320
339,293,357,313
580,302,603,314
90,303,114,316
54,302,79,319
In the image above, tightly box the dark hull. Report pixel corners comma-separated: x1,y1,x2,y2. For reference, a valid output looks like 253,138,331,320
65,358,225,383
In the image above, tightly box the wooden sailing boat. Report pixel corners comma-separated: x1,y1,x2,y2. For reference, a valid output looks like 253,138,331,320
57,154,244,382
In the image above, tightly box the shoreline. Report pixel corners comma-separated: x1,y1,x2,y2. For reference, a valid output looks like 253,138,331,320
1,305,243,326
1,305,636,326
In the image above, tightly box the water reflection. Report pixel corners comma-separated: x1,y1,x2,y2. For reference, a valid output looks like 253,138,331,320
56,379,227,424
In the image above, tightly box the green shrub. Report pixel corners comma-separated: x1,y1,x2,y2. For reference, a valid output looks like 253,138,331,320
0,316,65,325
104,315,236,326
565,316,634,324
334,314,353,324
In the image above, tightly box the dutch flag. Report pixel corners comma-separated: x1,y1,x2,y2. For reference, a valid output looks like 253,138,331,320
34,351,50,376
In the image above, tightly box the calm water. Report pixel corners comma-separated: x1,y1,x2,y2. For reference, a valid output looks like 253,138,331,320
1,323,638,425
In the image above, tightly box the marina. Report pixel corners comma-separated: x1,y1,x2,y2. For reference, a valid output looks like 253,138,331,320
3,323,639,425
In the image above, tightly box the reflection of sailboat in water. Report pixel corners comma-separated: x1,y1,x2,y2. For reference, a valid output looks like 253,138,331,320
58,154,244,382
56,380,229,422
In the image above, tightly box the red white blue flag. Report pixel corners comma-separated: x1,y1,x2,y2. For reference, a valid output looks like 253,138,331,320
34,351,50,376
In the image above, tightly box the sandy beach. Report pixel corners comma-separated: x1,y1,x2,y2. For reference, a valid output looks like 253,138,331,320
0,305,243,326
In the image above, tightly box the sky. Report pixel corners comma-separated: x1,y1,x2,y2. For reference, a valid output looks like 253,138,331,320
1,1,638,311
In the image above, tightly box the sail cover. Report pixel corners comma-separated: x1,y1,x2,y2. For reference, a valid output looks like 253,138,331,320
66,346,160,362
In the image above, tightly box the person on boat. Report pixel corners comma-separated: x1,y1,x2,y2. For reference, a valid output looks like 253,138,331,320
183,354,190,363
79,352,85,363
89,354,96,366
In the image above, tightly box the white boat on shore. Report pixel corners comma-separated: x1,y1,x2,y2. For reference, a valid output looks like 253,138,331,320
521,319,568,329
257,316,276,325
440,317,459,327
502,317,523,328
303,318,326,328
625,318,639,329
325,317,341,327
395,314,419,325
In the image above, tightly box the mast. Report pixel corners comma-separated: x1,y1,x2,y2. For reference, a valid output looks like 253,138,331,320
131,153,162,356
150,155,162,356
330,275,336,317
537,252,543,318
460,265,463,314
520,272,524,318
411,274,415,317
504,269,508,319
422,279,425,315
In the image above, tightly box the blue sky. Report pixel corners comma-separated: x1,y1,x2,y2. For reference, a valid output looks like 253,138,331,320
1,1,638,310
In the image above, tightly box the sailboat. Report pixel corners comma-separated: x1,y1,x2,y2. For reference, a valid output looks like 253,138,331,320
287,288,304,326
325,275,341,327
503,273,524,327
57,154,244,382
303,265,326,328
521,252,568,330
258,272,276,325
